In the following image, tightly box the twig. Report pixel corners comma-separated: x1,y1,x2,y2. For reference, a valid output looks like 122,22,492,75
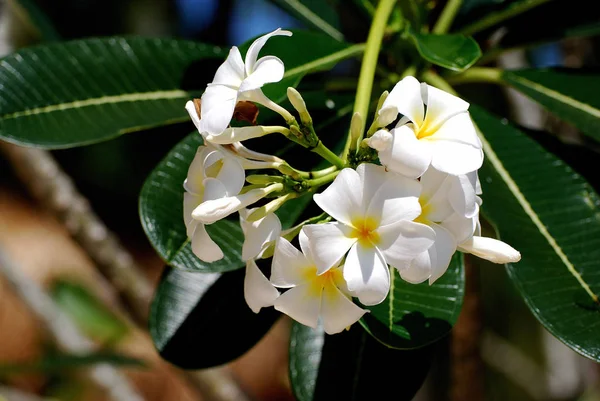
0,247,145,401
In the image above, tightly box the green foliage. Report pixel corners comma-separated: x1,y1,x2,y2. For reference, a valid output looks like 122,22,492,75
360,253,464,349
472,106,600,362
503,69,600,141
267,0,343,41
12,0,61,41
288,322,434,400
409,31,482,71
0,37,225,148
52,280,128,344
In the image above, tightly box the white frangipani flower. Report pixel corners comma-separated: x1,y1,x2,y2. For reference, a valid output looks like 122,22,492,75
192,28,292,136
366,76,483,178
183,145,245,262
271,233,367,334
303,163,435,306
239,209,282,261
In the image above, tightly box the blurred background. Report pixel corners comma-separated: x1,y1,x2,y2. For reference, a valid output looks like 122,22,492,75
0,0,599,400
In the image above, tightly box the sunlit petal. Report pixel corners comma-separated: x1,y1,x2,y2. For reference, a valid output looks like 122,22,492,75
240,209,282,261
421,83,469,130
239,56,285,92
428,223,457,284
244,260,279,313
313,168,362,225
212,46,245,87
271,237,311,288
321,283,367,334
244,28,292,75
459,236,521,263
199,85,238,136
380,125,431,179
274,283,321,329
380,76,425,127
378,220,435,268
191,223,224,262
303,223,356,274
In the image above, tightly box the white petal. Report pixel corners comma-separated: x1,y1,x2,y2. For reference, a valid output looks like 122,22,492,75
193,186,272,224
184,146,211,194
191,223,224,262
428,224,457,284
428,113,483,176
201,177,228,202
313,168,362,226
320,283,367,334
380,125,431,179
207,126,269,144
212,46,245,87
442,211,478,244
398,251,432,284
421,83,469,130
244,28,292,76
244,260,279,313
274,283,321,329
216,157,245,196
240,210,282,261
303,223,356,274
298,229,316,267
271,237,311,287
419,168,454,222
239,56,285,92
364,130,393,152
184,193,202,237
343,243,390,306
459,236,521,263
380,76,424,127
199,84,238,136
449,171,479,218
378,221,436,268
185,101,203,133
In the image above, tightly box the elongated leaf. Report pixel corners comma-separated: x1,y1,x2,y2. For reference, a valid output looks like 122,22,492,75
139,133,246,273
503,69,600,141
267,0,344,41
359,253,464,349
409,31,481,72
289,323,434,401
471,105,600,362
0,37,226,148
12,0,61,41
149,266,280,369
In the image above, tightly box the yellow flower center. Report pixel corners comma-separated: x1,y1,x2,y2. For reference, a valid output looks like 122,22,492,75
303,266,344,298
204,159,224,179
349,217,380,247
415,121,436,140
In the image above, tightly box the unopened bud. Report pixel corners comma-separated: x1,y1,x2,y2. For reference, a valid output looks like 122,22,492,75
364,129,393,152
348,112,364,153
246,175,283,185
287,87,312,125
247,193,297,222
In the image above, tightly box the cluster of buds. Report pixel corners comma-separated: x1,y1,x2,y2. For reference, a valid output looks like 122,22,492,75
182,29,521,335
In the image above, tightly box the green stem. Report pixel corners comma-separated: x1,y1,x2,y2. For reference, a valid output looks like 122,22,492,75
311,142,345,169
459,0,551,36
310,165,338,179
446,67,503,86
343,0,399,161
281,212,330,241
432,0,463,34
305,170,341,189
422,70,458,95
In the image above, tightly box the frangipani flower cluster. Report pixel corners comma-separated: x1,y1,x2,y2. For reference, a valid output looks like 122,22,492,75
180,28,521,335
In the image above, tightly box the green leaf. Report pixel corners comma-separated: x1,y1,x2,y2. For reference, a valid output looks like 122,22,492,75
360,253,465,349
0,352,144,376
288,322,434,401
471,105,600,362
139,132,247,273
51,280,128,344
503,69,600,142
149,266,279,369
239,30,361,103
12,0,61,41
409,31,481,72
267,0,344,41
0,37,226,149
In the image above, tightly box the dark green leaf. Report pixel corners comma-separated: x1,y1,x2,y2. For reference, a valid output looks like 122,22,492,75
503,69,600,141
289,322,434,401
52,280,128,343
139,132,247,273
471,105,600,362
409,31,481,72
13,0,61,41
0,352,144,376
149,267,279,369
267,0,343,41
360,253,465,349
0,37,225,148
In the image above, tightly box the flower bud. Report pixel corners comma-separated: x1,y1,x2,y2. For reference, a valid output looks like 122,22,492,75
287,87,312,125
459,236,521,263
364,129,393,152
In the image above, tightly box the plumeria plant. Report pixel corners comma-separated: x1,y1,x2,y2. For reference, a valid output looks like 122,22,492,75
1,0,600,399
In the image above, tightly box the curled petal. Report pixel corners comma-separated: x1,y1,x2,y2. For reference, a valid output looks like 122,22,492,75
240,209,282,261
271,237,311,287
184,146,212,194
343,243,390,306
364,130,393,152
215,157,245,196
193,185,277,224
378,220,436,269
321,284,367,334
244,260,279,313
207,126,269,145
380,125,431,179
398,251,432,284
421,83,469,130
449,171,480,218
442,211,478,244
303,223,356,274
313,168,362,226
244,28,292,76
212,46,245,87
428,224,457,284
184,193,202,237
459,236,521,263
199,85,238,136
365,170,422,226
191,223,224,262
201,177,228,202
185,100,203,134
380,76,424,127
239,56,285,92
274,283,321,329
